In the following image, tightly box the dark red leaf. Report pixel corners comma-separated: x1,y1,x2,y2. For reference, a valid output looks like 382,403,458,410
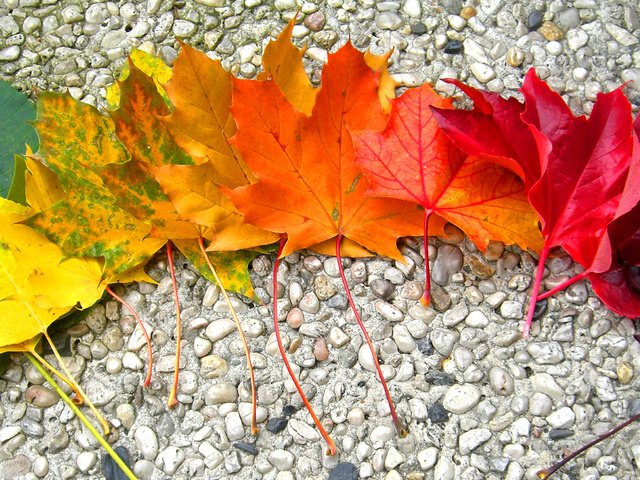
590,265,640,318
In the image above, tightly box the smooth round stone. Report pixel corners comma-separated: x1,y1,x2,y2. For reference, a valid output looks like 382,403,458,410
417,446,439,470
105,356,123,374
202,284,220,307
268,449,295,470
489,366,514,395
122,352,144,370
434,456,455,480
358,344,378,373
470,62,496,83
465,310,489,328
206,382,238,404
25,385,59,408
33,456,48,477
347,407,365,426
157,446,185,476
77,452,97,473
194,337,212,358
370,278,395,299
528,392,553,416
443,384,481,414
370,425,395,445
299,293,320,314
430,328,459,357
286,308,305,328
205,319,236,342
500,301,523,319
135,425,159,460
393,325,416,353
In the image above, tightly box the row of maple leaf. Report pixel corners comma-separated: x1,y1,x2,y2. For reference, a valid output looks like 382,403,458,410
1,19,639,473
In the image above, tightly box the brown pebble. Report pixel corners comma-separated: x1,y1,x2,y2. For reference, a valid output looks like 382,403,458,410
288,337,302,354
304,11,326,31
466,255,496,279
286,307,305,329
539,21,563,41
484,240,505,261
314,337,329,362
26,385,60,408
460,6,477,20
66,323,89,337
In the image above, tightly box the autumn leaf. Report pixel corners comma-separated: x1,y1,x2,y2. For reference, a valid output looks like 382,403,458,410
161,42,254,189
521,74,638,335
106,48,173,109
431,75,545,189
353,83,543,304
0,198,103,351
259,17,318,115
26,93,165,280
228,42,426,260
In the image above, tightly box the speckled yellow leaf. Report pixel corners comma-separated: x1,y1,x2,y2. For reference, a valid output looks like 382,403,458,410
27,93,163,278
106,48,172,109
0,198,103,351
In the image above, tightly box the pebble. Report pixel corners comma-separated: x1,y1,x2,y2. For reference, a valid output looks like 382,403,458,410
156,446,185,476
376,12,402,30
443,384,481,414
0,46,20,61
77,451,97,473
459,428,491,455
605,23,639,46
539,21,564,41
205,319,236,342
527,342,564,364
135,426,159,460
547,407,576,428
527,10,544,30
531,373,564,401
430,328,459,356
205,382,238,404
329,462,358,480
529,392,553,416
25,385,59,407
434,456,455,480
489,366,515,395
500,301,523,319
432,245,463,285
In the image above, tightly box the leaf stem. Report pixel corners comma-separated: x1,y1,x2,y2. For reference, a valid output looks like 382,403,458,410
273,236,337,455
197,237,259,434
336,233,407,437
166,242,182,409
537,271,589,301
524,245,550,338
421,210,432,307
536,411,640,479
29,347,84,401
106,286,153,387
42,330,110,435
25,352,137,480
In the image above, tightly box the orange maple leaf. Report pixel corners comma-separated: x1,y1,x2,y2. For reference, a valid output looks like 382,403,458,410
227,42,438,260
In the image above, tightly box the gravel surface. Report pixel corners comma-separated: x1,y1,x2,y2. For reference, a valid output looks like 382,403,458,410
1,1,640,479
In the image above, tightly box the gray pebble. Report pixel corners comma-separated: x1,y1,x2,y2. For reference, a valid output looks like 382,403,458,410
528,392,553,416
500,301,523,319
489,366,514,395
459,428,491,455
376,12,402,30
156,446,185,476
430,328,459,356
443,384,481,414
432,245,463,285
205,382,238,404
